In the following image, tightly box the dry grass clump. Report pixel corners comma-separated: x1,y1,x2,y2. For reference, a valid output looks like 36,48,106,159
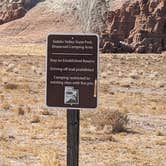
156,130,165,136
4,83,18,90
17,107,25,115
1,102,10,110
92,109,129,133
0,134,8,142
40,148,60,166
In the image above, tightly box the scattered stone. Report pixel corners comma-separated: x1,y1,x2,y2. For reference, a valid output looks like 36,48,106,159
13,67,19,74
41,110,51,116
101,72,107,79
3,61,9,66
118,71,123,77
121,83,131,88
31,115,40,123
17,107,25,115
8,135,15,139
120,78,133,88
155,81,165,88
31,66,37,73
129,70,140,79
156,130,165,136
2,76,9,84
6,63,15,72
149,71,159,79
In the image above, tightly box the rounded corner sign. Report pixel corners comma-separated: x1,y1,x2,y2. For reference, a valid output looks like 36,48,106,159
46,33,99,109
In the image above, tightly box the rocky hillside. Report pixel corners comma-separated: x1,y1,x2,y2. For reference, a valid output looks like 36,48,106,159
0,0,81,43
78,0,132,34
101,0,166,53
79,0,166,53
0,0,40,24
0,0,166,53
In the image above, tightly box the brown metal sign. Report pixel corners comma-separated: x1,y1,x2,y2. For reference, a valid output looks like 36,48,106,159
46,33,99,109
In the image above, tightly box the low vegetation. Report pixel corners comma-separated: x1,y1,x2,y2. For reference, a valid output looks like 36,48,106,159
92,109,129,133
0,45,165,165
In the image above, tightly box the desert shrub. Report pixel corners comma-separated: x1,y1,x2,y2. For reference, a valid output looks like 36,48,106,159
92,109,129,133
1,102,10,110
40,148,60,166
17,107,25,115
4,83,18,90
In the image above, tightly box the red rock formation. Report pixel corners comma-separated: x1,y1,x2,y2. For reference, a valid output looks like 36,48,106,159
0,0,38,25
101,0,166,53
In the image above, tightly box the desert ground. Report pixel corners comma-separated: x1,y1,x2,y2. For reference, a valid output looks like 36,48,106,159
0,44,166,166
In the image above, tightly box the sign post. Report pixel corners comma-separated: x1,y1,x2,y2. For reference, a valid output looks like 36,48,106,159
67,109,80,166
46,33,98,166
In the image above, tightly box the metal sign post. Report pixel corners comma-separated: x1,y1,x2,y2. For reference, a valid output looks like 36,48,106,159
46,33,98,166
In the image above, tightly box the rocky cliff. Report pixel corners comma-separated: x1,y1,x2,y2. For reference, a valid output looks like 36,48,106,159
0,0,39,24
79,0,166,53
0,0,166,53
101,0,166,53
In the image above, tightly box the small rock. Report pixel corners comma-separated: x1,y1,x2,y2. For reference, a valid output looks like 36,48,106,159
149,71,158,79
129,70,140,79
13,67,19,74
31,115,40,123
101,72,107,79
41,110,51,116
120,78,132,88
156,130,165,136
31,66,37,73
2,76,8,84
17,107,24,115
155,81,165,88
3,61,9,66
118,71,123,77
6,63,15,72
8,135,15,139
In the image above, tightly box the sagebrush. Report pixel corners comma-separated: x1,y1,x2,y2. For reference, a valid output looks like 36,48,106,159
92,109,129,133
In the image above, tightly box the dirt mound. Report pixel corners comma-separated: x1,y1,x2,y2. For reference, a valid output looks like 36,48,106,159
100,0,166,53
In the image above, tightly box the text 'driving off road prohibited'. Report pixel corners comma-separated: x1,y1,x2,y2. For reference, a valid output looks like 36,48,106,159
46,33,99,109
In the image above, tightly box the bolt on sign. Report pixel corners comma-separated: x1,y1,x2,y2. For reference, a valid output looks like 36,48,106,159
46,33,99,109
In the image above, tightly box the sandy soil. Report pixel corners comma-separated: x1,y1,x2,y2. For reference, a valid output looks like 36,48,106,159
0,44,166,166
